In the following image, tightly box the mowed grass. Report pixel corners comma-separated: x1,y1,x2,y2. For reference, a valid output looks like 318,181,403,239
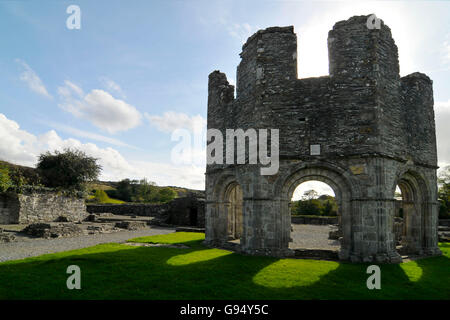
0,232,449,300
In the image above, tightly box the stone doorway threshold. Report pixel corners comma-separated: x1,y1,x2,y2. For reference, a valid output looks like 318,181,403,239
292,248,339,261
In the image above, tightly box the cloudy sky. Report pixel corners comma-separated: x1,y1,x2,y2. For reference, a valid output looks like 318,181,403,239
0,1,449,198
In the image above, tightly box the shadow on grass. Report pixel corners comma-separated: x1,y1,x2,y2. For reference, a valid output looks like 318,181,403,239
0,239,448,300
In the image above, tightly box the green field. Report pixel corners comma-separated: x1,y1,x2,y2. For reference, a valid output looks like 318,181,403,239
87,189,125,204
0,232,448,300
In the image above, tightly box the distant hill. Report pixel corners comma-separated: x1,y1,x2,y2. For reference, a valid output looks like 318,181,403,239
0,160,40,184
1,160,205,197
87,181,205,198
0,160,36,172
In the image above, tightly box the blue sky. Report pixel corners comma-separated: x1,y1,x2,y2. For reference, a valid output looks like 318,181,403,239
0,0,449,198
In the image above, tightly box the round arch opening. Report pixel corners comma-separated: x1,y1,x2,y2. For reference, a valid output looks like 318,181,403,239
289,180,341,251
278,166,353,260
224,182,243,245
393,171,430,256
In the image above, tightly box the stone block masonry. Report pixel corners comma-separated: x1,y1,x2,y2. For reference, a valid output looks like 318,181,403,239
0,191,87,224
86,195,205,227
205,14,442,263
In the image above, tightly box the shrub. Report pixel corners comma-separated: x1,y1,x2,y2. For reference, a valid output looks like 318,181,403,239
37,148,101,191
113,178,177,203
438,167,450,219
93,189,109,203
0,165,12,192
291,195,338,216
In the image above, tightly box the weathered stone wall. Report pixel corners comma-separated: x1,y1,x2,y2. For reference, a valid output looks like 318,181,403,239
205,14,441,263
0,191,87,224
87,196,206,227
291,216,338,225
165,197,206,227
207,15,438,166
87,203,169,217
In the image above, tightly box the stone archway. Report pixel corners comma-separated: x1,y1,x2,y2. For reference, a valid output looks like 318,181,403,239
205,15,442,262
205,174,245,247
224,183,243,241
394,170,436,255
278,166,353,260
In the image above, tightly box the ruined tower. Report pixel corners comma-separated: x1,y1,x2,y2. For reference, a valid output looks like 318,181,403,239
205,15,441,263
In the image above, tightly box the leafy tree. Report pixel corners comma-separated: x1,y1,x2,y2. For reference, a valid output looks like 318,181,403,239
132,178,158,202
158,187,177,203
295,199,321,215
93,189,109,203
113,179,134,202
37,148,101,191
291,193,338,216
111,178,177,203
438,166,450,219
302,189,319,201
0,165,12,192
321,200,335,216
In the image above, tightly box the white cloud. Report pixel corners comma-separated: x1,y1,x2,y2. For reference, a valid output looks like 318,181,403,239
42,121,140,149
99,76,126,98
36,130,139,181
61,80,84,97
145,111,206,134
129,160,205,190
292,181,335,201
58,81,142,134
227,22,254,44
0,113,138,178
15,59,52,99
435,99,450,167
443,38,450,65
146,112,207,168
0,113,205,189
0,113,38,166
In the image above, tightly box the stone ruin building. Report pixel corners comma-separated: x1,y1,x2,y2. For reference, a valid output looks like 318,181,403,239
204,15,442,263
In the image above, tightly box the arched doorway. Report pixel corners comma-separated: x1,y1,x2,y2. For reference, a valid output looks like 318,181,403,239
289,181,340,250
394,171,429,255
279,166,353,260
225,183,243,243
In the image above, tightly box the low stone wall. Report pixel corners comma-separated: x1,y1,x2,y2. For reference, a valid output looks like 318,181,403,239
86,196,206,227
166,197,205,227
291,216,338,225
0,191,87,224
86,203,169,218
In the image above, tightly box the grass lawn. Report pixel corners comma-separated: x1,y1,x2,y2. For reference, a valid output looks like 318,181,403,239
0,232,449,300
87,189,125,204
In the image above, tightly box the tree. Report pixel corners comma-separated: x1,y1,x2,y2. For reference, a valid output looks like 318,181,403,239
113,179,134,202
302,189,319,201
111,178,177,203
37,148,101,191
0,164,12,192
438,166,450,219
294,199,321,215
132,178,158,202
158,187,177,203
321,200,335,216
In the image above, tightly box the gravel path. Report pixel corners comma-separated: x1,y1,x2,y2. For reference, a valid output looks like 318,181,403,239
289,224,340,250
0,227,175,262
0,224,338,262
